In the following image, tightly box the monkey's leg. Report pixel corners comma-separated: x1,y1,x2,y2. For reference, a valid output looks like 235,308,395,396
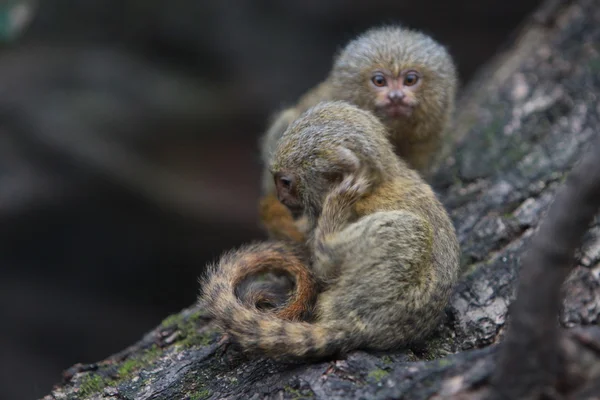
316,211,438,351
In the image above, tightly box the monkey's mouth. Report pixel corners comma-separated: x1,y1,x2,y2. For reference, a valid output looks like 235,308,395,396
383,103,414,118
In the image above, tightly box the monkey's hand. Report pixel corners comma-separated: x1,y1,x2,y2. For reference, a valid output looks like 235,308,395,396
311,168,372,282
318,167,371,237
333,168,372,204
259,193,306,243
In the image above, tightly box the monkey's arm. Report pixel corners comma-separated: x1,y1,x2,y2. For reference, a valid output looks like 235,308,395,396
311,171,371,282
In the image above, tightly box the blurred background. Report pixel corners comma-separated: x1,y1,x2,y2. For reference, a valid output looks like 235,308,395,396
0,0,543,399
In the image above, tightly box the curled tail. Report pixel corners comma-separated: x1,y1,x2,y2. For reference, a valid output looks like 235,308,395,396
200,241,318,324
200,243,353,359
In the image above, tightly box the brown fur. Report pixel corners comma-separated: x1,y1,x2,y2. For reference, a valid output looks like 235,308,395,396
201,241,318,322
259,193,307,243
201,102,460,360
259,25,458,242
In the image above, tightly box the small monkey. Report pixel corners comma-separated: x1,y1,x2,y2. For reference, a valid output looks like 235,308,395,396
259,25,458,242
201,101,460,360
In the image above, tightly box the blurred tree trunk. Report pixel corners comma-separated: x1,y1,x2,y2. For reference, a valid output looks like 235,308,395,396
43,0,600,399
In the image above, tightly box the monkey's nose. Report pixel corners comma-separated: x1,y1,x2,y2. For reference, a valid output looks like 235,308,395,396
388,90,405,103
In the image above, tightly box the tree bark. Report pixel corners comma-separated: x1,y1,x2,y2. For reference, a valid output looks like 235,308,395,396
43,0,600,399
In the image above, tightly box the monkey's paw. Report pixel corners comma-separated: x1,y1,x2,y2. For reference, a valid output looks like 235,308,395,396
334,169,372,203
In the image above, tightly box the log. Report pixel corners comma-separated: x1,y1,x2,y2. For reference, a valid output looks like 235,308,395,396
43,0,600,398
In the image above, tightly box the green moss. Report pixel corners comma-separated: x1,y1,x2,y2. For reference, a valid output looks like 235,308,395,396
78,374,107,397
284,385,314,399
502,211,514,219
177,314,218,348
115,344,163,383
162,309,207,329
180,328,218,348
162,310,216,349
381,355,393,365
118,359,138,376
189,308,208,321
405,349,419,362
161,313,183,328
189,388,212,400
417,337,452,361
71,344,166,398
436,358,452,367
367,368,390,382
140,344,162,363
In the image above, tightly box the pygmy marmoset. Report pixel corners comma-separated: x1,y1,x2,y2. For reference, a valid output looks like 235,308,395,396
201,101,460,360
259,25,458,242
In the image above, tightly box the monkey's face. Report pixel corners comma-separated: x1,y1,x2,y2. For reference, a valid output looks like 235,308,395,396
367,69,421,119
274,171,304,218
272,101,392,220
273,150,357,221
331,26,457,132
273,168,335,220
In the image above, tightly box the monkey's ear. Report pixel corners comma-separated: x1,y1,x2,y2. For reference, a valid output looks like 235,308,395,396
333,146,361,173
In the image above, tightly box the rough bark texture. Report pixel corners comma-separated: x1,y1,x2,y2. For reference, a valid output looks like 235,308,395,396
490,133,600,400
44,0,600,399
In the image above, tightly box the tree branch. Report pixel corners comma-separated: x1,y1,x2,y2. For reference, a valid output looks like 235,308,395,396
492,136,600,399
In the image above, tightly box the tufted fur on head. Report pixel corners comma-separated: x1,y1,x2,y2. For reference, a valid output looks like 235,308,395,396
328,25,457,142
269,101,403,221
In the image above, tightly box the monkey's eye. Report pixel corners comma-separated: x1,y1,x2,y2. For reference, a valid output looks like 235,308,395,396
404,72,419,86
371,74,387,87
279,176,292,190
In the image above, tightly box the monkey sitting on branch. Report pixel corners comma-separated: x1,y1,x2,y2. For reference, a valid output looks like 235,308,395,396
258,25,458,243
200,101,460,360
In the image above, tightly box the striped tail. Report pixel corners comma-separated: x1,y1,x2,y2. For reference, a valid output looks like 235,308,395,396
199,242,350,359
